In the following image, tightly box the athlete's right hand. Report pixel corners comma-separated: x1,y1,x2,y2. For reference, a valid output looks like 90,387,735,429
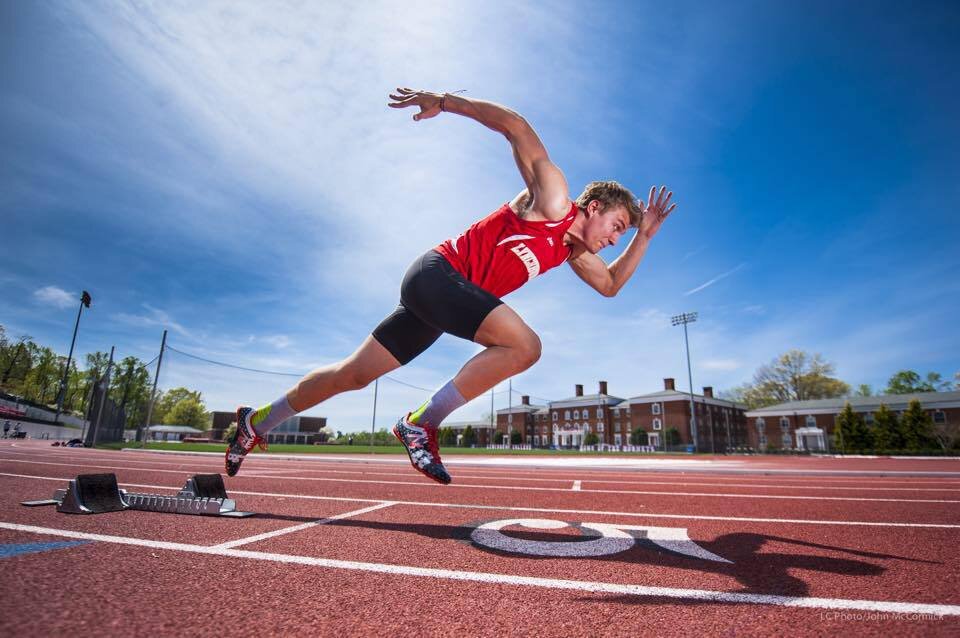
388,88,443,121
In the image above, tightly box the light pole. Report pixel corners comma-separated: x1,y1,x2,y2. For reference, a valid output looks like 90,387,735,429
55,290,91,424
671,311,698,452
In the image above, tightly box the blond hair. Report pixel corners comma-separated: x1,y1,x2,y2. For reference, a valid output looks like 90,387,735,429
575,181,643,227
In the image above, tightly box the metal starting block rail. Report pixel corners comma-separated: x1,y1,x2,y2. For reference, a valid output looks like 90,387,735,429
21,472,255,518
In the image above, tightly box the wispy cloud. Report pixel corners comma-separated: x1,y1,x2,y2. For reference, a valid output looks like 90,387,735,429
685,263,746,296
112,304,191,338
33,286,75,309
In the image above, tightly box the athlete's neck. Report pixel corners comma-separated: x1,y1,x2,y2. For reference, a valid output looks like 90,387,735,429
564,208,588,248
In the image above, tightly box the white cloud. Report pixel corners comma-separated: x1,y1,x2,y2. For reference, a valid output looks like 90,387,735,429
112,304,191,338
33,286,75,309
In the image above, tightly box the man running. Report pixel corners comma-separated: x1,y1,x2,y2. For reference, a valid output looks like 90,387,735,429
226,88,677,484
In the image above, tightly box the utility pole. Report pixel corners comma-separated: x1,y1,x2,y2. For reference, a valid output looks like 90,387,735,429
141,329,167,447
671,312,699,452
55,291,91,424
370,378,378,453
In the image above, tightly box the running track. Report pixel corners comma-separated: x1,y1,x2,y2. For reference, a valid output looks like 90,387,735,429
1,441,958,637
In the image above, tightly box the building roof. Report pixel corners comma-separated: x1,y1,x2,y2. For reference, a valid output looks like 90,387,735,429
496,402,547,415
147,425,205,433
628,389,746,410
549,393,626,408
745,391,960,417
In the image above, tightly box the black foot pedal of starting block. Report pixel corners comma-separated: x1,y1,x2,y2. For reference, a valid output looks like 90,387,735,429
22,473,128,514
179,473,228,500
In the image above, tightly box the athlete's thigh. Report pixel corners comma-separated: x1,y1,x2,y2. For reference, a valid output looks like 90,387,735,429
371,303,442,366
472,303,539,349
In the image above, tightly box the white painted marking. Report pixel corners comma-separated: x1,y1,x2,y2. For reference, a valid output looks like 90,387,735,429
470,518,731,562
213,501,396,549
572,480,581,491
4,458,956,503
1,521,957,616
4,472,958,529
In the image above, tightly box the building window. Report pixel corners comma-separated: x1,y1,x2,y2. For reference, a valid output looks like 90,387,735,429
614,423,621,433
553,412,558,421
614,434,622,445
779,416,789,429
756,417,765,429
934,411,946,424
653,418,662,431
564,410,571,420
573,410,580,419
596,407,603,418
652,403,661,415
782,433,791,448
805,415,816,427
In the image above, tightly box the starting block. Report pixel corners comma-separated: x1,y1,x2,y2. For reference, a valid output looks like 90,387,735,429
21,473,254,518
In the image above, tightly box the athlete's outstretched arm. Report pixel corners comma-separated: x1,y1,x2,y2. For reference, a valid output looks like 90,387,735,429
568,186,677,297
388,87,570,220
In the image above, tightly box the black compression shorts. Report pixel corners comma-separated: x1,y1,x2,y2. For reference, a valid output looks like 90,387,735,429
372,250,504,365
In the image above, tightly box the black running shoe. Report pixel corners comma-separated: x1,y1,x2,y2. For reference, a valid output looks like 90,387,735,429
392,413,451,485
224,406,267,477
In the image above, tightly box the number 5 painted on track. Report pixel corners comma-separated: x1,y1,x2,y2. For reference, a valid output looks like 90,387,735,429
470,518,731,563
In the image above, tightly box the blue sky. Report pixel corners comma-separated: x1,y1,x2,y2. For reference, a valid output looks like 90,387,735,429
2,1,958,431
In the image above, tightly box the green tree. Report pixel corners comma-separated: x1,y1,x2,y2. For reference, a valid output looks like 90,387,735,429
630,428,649,445
871,404,901,453
854,384,873,397
722,350,850,409
462,425,476,447
900,399,936,451
152,387,203,425
834,403,867,453
510,430,523,445
21,346,61,405
162,397,209,430
109,356,153,429
665,426,681,446
885,370,951,394
584,432,599,446
0,329,35,392
438,427,456,446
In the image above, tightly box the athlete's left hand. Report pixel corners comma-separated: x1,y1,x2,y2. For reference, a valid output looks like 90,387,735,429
388,88,443,121
638,185,677,240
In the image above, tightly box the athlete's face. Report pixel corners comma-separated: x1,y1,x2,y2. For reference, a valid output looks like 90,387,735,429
585,204,631,253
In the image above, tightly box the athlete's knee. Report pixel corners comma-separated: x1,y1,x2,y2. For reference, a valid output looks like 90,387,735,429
512,331,542,370
335,361,376,392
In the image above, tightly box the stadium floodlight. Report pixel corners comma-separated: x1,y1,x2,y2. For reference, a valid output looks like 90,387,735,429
55,290,92,425
671,312,698,452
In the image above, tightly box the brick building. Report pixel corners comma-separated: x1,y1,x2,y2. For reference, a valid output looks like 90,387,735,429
209,411,327,444
495,395,548,445
745,391,960,452
442,419,497,447
625,378,748,451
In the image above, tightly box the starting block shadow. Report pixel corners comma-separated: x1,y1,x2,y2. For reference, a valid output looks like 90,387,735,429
21,472,254,518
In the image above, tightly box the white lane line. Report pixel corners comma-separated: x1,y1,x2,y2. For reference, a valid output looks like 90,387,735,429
5,472,959,529
5,449,960,488
3,458,957,503
212,502,397,550
572,481,582,491
1,521,958,616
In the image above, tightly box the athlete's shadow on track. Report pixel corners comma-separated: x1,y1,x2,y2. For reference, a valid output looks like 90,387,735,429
249,512,935,598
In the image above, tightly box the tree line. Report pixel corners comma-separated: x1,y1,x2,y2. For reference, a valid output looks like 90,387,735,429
0,324,209,431
721,350,956,410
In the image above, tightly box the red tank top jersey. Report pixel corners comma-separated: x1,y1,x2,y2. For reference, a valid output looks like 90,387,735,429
435,201,579,299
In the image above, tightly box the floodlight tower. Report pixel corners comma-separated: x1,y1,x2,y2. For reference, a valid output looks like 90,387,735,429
671,311,698,452
55,290,92,424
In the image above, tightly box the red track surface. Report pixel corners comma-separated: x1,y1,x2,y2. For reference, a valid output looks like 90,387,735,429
1,440,959,637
